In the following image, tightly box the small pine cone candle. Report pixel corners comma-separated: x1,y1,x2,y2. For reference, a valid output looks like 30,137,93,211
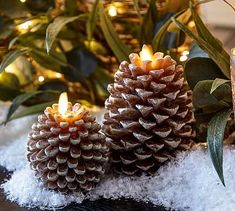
27,93,109,193
103,45,195,175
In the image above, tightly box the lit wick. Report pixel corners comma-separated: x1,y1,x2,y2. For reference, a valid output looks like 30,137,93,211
139,44,153,61
129,44,167,71
58,92,68,117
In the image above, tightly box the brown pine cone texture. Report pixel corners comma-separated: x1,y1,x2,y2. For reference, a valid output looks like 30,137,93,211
27,103,109,193
103,50,195,176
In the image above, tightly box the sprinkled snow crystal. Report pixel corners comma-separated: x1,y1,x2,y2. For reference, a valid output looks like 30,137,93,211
2,103,235,210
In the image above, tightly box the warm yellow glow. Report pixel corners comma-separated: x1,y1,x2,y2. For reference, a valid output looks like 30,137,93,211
5,63,17,74
182,50,189,56
55,73,63,78
188,21,195,28
139,45,153,61
38,76,45,82
20,0,26,2
58,92,68,116
108,5,117,17
180,55,188,62
16,21,33,33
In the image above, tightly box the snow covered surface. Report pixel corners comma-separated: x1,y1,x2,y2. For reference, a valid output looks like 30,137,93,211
1,102,235,211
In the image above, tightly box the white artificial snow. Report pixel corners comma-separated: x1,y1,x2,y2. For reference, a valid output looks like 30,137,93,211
0,135,28,171
2,102,235,210
0,102,35,146
3,147,235,211
2,166,84,209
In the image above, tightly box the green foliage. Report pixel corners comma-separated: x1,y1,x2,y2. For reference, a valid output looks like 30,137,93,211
210,78,230,94
86,0,100,41
0,84,22,101
141,0,158,44
7,101,55,123
0,48,30,72
193,80,231,113
0,72,20,89
1,0,185,116
207,109,233,186
152,9,187,52
189,2,230,78
46,15,86,53
5,90,58,124
99,5,131,62
185,57,226,90
171,6,230,79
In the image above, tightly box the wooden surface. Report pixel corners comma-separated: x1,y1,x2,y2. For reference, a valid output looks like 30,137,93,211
0,166,168,211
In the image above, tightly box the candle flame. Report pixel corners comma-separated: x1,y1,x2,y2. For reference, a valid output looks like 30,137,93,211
58,92,68,116
139,45,153,61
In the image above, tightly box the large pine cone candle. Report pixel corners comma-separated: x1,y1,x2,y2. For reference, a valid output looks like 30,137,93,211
27,94,109,193
103,45,195,175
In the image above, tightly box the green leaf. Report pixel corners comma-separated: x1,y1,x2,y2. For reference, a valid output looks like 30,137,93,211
185,57,226,90
0,84,22,101
141,0,158,43
190,1,230,76
86,0,99,40
7,101,55,123
171,16,230,79
167,8,191,32
210,78,230,94
190,1,223,53
0,48,29,72
5,90,57,124
99,5,131,62
152,9,186,51
8,37,19,49
27,46,67,73
193,80,232,112
46,15,86,54
207,108,233,186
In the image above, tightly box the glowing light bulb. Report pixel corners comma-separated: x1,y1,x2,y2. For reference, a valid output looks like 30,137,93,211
182,50,189,56
139,45,153,61
38,76,45,82
20,0,26,2
55,73,62,78
188,21,195,28
19,22,31,30
108,5,117,17
180,55,188,62
58,92,68,117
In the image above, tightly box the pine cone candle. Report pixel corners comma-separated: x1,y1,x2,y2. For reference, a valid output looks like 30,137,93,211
27,93,109,193
103,45,195,175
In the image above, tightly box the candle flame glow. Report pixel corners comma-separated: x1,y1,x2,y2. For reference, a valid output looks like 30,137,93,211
58,92,68,116
139,45,153,61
